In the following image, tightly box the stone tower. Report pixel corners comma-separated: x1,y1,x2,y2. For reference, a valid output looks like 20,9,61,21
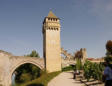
42,11,61,72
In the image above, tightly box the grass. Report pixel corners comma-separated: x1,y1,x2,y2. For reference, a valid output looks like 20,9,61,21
14,65,75,86
62,65,76,72
15,71,61,86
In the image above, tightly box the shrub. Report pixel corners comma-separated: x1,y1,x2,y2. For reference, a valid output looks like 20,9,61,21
15,63,41,83
76,58,82,70
83,60,104,81
62,65,76,71
20,73,32,82
106,40,112,55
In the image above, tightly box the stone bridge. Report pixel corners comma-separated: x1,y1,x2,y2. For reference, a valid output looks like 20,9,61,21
0,48,76,86
0,51,44,86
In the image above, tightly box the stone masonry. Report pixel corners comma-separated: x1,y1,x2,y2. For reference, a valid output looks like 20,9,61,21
43,11,61,72
0,50,44,86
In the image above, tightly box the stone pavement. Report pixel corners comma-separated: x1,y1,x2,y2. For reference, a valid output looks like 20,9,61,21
48,71,84,86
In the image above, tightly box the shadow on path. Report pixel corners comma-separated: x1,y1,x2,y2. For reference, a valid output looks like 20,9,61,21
80,80,103,86
27,83,44,86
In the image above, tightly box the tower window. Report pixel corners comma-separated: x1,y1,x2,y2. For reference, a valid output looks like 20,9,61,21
53,18,55,21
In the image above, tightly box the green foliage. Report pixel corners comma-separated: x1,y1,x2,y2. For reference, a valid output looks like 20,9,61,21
83,60,104,81
105,40,112,63
83,60,92,81
20,73,32,82
19,71,61,86
15,50,40,83
15,63,41,83
106,40,112,55
104,56,112,63
62,65,76,71
91,63,104,81
83,40,112,82
76,58,82,70
25,50,40,58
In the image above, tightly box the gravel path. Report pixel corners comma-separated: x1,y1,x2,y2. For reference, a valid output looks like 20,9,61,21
48,71,84,86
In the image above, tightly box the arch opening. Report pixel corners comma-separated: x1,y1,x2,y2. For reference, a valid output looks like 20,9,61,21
11,63,42,86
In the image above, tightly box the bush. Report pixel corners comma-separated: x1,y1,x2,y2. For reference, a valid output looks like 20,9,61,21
83,60,104,81
76,58,82,70
15,63,41,83
62,65,76,71
104,56,112,63
83,60,92,81
106,40,112,55
20,73,32,82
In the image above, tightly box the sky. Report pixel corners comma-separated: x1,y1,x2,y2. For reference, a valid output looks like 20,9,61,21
0,0,112,58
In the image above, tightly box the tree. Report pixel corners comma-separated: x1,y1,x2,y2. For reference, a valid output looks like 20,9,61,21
74,51,82,59
83,60,92,81
105,40,112,63
106,40,112,55
83,60,104,81
15,63,41,83
25,50,40,58
76,58,82,70
15,50,41,83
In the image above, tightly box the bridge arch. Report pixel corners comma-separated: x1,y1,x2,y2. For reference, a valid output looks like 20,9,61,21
8,57,44,86
10,60,44,75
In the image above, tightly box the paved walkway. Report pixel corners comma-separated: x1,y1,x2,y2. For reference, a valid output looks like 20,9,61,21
48,71,84,86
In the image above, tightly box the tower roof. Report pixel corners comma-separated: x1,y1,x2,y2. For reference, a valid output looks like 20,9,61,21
47,11,58,18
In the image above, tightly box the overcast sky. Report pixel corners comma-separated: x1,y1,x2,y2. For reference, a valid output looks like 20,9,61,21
0,0,112,58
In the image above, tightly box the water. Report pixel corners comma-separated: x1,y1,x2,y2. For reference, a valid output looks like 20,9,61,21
12,73,16,86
